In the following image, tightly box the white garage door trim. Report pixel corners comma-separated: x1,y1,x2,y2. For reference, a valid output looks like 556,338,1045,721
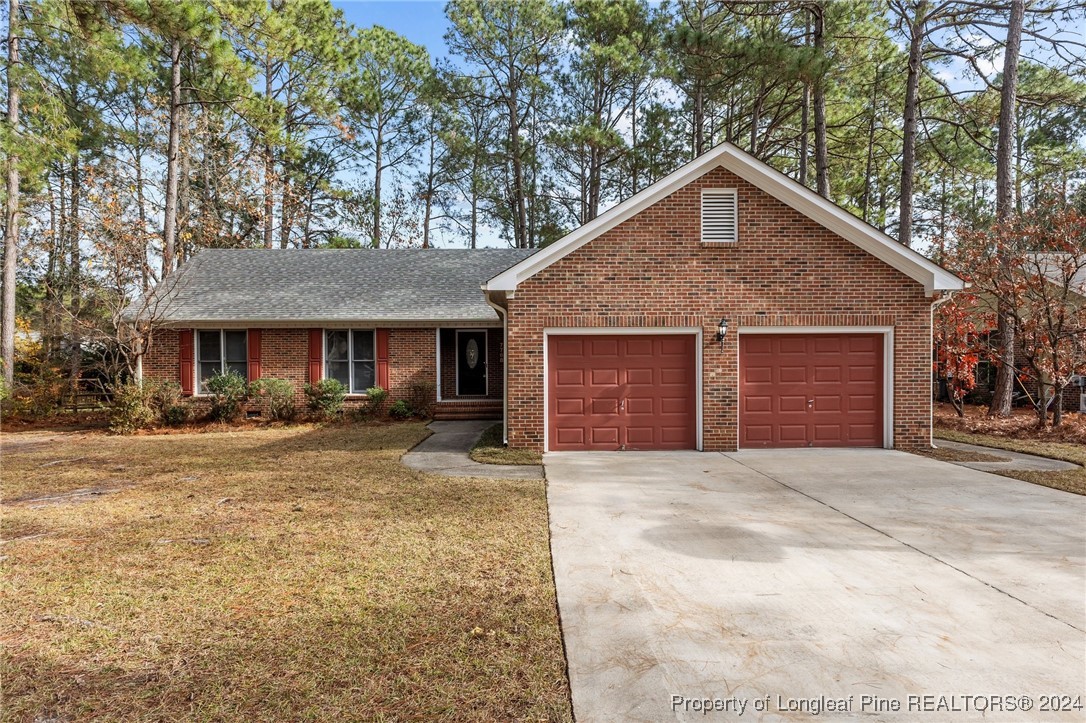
736,326,895,450
543,327,704,453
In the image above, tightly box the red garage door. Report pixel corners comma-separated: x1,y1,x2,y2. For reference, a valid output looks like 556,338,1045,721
549,334,697,451
740,334,883,449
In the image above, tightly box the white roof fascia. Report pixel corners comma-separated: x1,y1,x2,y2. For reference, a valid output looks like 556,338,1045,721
485,143,964,295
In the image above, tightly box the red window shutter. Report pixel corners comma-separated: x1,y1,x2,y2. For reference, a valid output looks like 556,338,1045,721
178,329,194,396
308,329,323,383
376,329,390,390
247,329,262,382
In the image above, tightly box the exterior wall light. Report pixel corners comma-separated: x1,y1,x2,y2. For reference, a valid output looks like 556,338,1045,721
716,318,728,349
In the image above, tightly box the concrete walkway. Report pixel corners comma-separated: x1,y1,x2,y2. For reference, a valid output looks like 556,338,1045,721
937,438,1081,473
401,420,543,480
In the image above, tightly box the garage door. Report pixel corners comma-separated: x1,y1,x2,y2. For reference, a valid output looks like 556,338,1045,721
740,333,883,448
548,334,697,451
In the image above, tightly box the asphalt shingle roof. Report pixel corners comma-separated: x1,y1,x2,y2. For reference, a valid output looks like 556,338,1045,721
135,248,537,324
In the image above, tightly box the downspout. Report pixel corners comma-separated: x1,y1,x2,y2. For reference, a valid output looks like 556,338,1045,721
483,287,510,446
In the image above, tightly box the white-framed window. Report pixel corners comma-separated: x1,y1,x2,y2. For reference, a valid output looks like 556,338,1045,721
197,329,248,392
325,329,376,394
701,188,738,243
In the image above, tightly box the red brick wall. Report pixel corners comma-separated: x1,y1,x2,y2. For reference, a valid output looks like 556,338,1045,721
142,326,440,413
505,166,934,452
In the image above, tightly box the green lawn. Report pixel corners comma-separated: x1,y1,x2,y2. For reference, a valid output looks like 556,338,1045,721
933,428,1086,496
1,422,571,721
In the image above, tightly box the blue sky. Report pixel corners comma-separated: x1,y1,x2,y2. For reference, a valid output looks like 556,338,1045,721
333,1,451,59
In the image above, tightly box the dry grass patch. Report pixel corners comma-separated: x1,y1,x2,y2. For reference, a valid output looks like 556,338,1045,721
933,428,1086,496
470,424,543,466
1,423,571,721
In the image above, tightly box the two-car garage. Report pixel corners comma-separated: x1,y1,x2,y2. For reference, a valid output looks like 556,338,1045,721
546,330,887,452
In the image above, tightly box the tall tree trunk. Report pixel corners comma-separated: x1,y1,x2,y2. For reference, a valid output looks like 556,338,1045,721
860,67,880,223
1,0,20,389
132,88,151,292
162,38,182,276
799,81,810,186
630,78,639,194
68,157,81,393
810,3,830,198
509,101,528,248
263,54,274,249
989,0,1025,418
371,121,383,249
898,0,927,246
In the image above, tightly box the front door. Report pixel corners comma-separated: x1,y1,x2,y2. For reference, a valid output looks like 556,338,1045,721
457,331,487,396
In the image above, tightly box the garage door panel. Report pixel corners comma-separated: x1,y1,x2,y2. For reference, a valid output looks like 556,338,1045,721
591,427,620,445
740,333,882,449
556,428,585,445
591,368,619,386
745,366,773,384
779,366,807,383
744,395,772,413
556,398,584,416
549,334,697,451
779,337,808,354
848,394,876,412
659,368,690,385
556,368,584,386
779,395,808,412
554,338,584,357
661,396,689,414
779,424,807,443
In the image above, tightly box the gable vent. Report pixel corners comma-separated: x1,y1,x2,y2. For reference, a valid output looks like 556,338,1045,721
701,189,738,243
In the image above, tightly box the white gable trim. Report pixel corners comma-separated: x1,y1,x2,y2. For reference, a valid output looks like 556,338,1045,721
486,143,964,295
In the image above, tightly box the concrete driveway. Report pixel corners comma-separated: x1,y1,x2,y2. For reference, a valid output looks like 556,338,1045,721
545,449,1086,722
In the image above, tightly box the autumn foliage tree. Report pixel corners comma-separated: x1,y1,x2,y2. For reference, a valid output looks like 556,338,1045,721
946,202,1086,427
933,293,986,417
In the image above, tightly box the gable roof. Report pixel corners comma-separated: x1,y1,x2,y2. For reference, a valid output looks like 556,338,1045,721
133,248,536,325
485,143,964,295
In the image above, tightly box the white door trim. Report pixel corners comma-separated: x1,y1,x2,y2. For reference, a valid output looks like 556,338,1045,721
736,325,895,449
542,326,704,453
455,328,489,397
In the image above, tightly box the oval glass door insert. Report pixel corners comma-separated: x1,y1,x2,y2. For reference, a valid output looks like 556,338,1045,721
466,339,480,369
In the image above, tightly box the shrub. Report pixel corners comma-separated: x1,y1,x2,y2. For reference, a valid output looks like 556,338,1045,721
408,381,436,418
250,377,296,420
304,378,347,419
388,399,413,420
109,381,156,434
146,379,183,414
355,385,389,419
162,404,191,426
205,371,249,421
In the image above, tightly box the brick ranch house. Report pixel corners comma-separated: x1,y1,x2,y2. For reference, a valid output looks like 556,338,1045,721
137,143,964,452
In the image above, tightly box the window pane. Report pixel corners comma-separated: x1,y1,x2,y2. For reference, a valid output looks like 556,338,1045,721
198,331,221,362
199,363,221,391
353,361,375,393
224,331,248,363
326,330,349,361
353,330,374,361
226,361,248,379
326,361,349,388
